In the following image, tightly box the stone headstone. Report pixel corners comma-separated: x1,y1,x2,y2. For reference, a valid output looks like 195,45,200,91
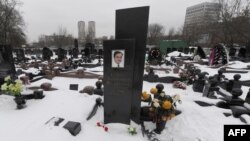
85,43,95,54
193,73,206,93
80,86,94,95
115,6,149,123
103,39,135,124
229,48,236,57
93,81,103,96
40,82,52,91
98,49,103,56
196,46,206,59
229,88,244,106
74,39,78,49
69,84,78,91
203,79,219,98
83,48,90,57
245,89,250,104
143,68,159,82
0,45,16,85
72,47,79,58
20,76,30,85
238,47,246,58
57,48,66,62
42,47,53,60
16,49,25,62
63,121,81,136
226,74,242,92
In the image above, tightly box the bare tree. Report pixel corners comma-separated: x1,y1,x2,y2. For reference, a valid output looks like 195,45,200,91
0,0,26,46
38,26,74,48
167,27,175,40
147,23,165,45
213,0,250,46
53,26,74,48
183,23,205,45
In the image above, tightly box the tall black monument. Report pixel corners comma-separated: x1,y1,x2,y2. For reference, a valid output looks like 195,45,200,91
103,6,149,124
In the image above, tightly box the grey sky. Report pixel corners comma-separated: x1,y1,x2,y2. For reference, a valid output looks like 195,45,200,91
20,0,208,42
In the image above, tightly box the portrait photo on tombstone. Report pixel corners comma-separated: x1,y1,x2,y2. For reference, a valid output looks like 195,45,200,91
112,50,125,68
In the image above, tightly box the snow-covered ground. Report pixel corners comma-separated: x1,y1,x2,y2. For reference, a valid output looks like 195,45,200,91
1,60,250,141
167,51,192,57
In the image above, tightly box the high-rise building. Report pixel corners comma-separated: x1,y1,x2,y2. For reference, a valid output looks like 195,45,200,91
184,2,221,28
184,2,221,44
78,21,86,43
88,21,96,41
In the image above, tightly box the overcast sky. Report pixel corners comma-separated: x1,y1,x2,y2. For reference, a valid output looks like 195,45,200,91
20,0,208,42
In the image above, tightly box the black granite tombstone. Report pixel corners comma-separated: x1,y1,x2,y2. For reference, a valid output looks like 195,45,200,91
196,46,206,59
85,43,95,54
72,48,78,58
229,48,237,57
83,48,90,57
212,68,226,83
93,81,103,96
16,49,25,62
57,48,66,61
69,84,78,91
229,88,244,106
98,49,103,56
184,48,189,54
203,79,219,98
192,73,206,93
226,74,242,92
245,89,250,104
103,39,135,124
246,44,250,58
74,39,78,49
116,6,149,123
238,48,246,58
143,68,159,82
0,45,16,86
42,47,53,61
63,121,81,136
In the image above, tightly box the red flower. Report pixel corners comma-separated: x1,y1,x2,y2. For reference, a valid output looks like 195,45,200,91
97,122,101,127
104,127,108,132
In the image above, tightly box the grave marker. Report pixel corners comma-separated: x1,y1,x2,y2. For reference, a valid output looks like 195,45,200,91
116,6,149,123
103,39,135,124
103,6,149,124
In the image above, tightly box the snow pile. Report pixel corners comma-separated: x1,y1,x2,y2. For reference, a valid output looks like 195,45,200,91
167,51,191,57
20,68,41,75
228,61,250,69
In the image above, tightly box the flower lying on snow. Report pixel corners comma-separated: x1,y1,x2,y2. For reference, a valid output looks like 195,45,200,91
128,127,137,135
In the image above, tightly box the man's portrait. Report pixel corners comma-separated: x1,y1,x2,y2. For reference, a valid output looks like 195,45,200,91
112,50,125,68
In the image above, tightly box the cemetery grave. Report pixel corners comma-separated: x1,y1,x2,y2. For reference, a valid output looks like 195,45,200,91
1,6,250,141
